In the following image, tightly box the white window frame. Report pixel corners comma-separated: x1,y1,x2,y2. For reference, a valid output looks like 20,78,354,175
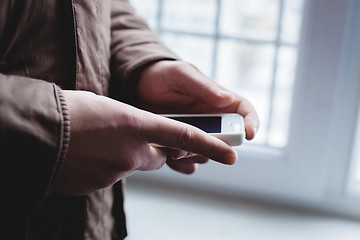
131,0,360,218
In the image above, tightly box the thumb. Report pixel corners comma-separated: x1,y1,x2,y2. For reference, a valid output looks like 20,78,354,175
137,144,168,171
181,64,235,108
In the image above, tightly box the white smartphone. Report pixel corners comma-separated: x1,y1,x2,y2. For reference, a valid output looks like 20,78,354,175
162,113,245,146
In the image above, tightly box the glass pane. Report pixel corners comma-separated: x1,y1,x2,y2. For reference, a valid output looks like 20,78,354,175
355,143,360,183
353,109,360,184
215,40,275,144
220,0,279,40
130,0,159,30
162,0,216,34
269,46,298,147
281,0,304,44
161,33,214,77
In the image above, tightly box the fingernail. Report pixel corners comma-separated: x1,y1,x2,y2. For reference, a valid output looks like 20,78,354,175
218,90,234,99
216,90,235,107
227,150,238,165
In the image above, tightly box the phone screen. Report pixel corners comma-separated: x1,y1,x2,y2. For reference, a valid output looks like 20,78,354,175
168,116,221,133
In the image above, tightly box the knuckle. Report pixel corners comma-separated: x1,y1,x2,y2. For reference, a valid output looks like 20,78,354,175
111,153,137,172
171,61,187,72
177,126,193,150
121,159,137,172
125,114,142,136
205,141,220,160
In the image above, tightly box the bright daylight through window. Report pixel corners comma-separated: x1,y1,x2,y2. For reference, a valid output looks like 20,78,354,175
130,0,304,148
352,107,360,189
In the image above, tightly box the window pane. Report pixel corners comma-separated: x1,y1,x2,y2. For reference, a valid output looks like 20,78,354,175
215,40,275,144
161,33,214,77
354,111,360,184
281,0,304,44
269,46,298,147
130,0,159,29
220,0,279,40
162,0,217,34
355,145,360,183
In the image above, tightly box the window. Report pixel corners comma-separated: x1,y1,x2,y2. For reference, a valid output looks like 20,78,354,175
129,0,360,218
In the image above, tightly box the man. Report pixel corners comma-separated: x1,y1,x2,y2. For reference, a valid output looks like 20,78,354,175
0,0,259,239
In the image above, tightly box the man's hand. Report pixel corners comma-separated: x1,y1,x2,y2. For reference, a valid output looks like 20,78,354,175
137,61,259,140
54,90,237,196
137,61,259,171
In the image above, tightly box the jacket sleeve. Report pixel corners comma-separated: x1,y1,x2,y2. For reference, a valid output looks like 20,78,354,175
0,74,70,214
109,0,178,103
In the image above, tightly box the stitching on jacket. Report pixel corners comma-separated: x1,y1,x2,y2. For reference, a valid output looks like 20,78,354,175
96,0,105,95
83,195,89,240
45,85,70,196
24,62,29,77
71,0,80,90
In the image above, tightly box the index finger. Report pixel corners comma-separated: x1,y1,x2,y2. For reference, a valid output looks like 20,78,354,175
143,114,238,165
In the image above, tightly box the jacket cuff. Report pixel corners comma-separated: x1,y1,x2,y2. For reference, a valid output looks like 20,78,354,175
47,86,71,194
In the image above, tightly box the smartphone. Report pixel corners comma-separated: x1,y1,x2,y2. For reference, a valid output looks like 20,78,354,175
162,113,245,146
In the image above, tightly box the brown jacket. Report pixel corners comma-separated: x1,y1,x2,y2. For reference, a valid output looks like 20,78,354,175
0,0,176,239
